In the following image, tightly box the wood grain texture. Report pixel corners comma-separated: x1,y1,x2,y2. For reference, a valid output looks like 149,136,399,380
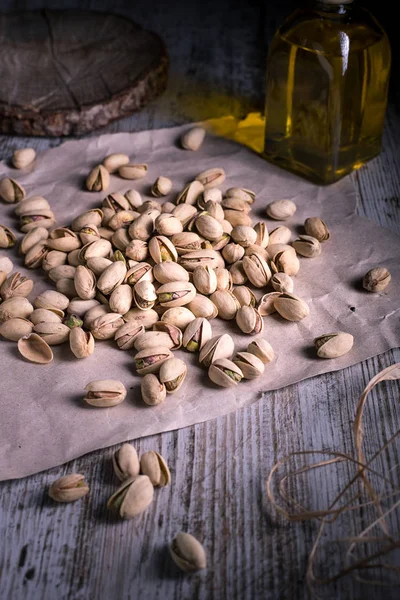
0,1,399,599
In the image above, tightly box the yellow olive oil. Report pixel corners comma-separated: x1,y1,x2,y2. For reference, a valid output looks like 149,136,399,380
264,1,391,184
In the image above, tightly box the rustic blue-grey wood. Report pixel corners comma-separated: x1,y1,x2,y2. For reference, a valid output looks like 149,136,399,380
0,1,399,599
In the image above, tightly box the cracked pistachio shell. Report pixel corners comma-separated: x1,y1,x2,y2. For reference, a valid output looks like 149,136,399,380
18,333,53,363
270,248,300,276
115,322,145,350
155,213,183,236
24,241,49,269
161,307,195,330
47,228,81,252
72,209,103,232
244,244,268,261
222,196,251,214
152,321,182,347
198,187,223,210
0,297,33,323
29,308,63,325
209,290,240,320
74,265,96,300
49,264,76,282
113,444,140,481
68,298,100,317
0,224,17,248
153,262,189,285
135,346,173,375
63,314,83,329
109,284,133,315
19,227,48,255
271,273,294,294
83,304,108,329
97,261,127,295
215,268,232,291
151,176,172,197
0,177,25,203
257,292,281,316
148,235,178,264
169,532,207,572
274,293,309,322
187,294,218,319
208,358,243,387
304,217,330,242
179,250,221,271
15,195,49,217
84,379,127,407
170,231,201,255
123,307,159,329
118,163,148,180
33,322,70,345
34,290,69,311
133,280,157,311
231,225,257,248
0,317,33,341
314,332,354,359
90,313,124,340
48,474,89,503
159,357,187,394
0,272,34,300
126,262,153,286
196,167,225,189
141,373,167,405
204,200,224,222
236,306,264,335
140,451,171,486
80,224,102,245
247,338,275,364
157,281,196,308
226,187,255,203
134,330,179,352
363,267,391,292
79,238,112,261
265,243,292,261
232,286,256,307
233,351,264,379
222,243,245,264
68,249,84,267
242,253,271,287
102,153,129,173
182,317,212,352
199,333,234,368
195,213,223,241
108,210,138,231
107,475,154,519
86,165,109,191
181,126,206,151
254,222,269,247
69,327,95,358
12,148,36,169
192,265,217,295
268,226,292,246
266,199,296,220
125,239,148,262
172,206,199,229
292,235,321,258
103,191,130,213
176,180,204,206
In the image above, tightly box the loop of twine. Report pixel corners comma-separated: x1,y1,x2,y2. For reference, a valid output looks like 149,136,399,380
266,363,400,597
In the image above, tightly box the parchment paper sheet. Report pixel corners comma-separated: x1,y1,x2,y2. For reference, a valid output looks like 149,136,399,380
0,123,399,480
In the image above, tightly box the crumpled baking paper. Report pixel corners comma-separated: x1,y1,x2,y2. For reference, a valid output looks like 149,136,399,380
0,119,399,480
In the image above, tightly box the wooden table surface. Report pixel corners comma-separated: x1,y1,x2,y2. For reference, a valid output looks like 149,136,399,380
0,1,399,599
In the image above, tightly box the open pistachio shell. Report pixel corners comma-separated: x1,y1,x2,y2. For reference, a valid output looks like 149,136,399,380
18,333,53,364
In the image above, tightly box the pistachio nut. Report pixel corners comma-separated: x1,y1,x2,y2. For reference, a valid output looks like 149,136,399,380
67,249,84,268
254,222,269,247
134,330,180,352
199,333,234,368
232,285,256,307
126,262,153,286
49,264,76,282
160,306,195,330
271,248,300,276
304,217,330,242
208,358,243,387
135,346,173,375
103,153,130,173
0,317,34,341
0,225,17,248
153,262,189,285
215,268,232,291
179,250,221,271
0,272,34,300
47,228,80,253
107,475,154,519
247,338,274,364
71,209,103,232
314,332,354,359
80,239,112,261
155,214,183,236
109,284,133,314
268,226,292,245
82,304,108,329
151,176,172,197
84,379,127,407
15,195,49,216
97,261,127,295
123,307,159,328
148,235,178,264
108,210,138,231
265,243,293,261
182,317,212,352
196,167,225,189
118,163,148,180
125,189,143,210
233,351,264,379
225,187,255,203
48,474,89,503
0,296,33,323
159,357,187,394
115,322,145,350
33,322,70,345
17,333,53,364
152,321,182,346
56,278,77,298
0,177,25,203
68,298,100,317
292,235,321,258
181,126,206,151
222,242,245,264
72,265,95,300
141,373,167,405
169,532,207,572
222,196,251,214
242,253,271,287
266,199,296,220
34,290,69,311
156,281,196,308
29,308,63,325
90,312,124,340
204,200,224,222
133,280,157,310
139,200,161,215
85,164,109,191
170,232,200,257
208,290,239,320
244,244,268,261
19,227,48,255
84,259,112,279
192,265,217,295
257,292,281,316
125,240,148,262
63,314,83,329
172,206,199,229
127,213,153,242
113,444,140,481
195,213,223,242
176,180,204,205
69,327,95,358
274,293,309,321
236,306,264,335
24,241,50,269
0,256,13,275
12,147,35,169
230,225,257,248
363,267,391,292
198,188,223,210
162,200,176,213
103,192,130,213
271,273,294,294
187,294,218,319
140,450,171,487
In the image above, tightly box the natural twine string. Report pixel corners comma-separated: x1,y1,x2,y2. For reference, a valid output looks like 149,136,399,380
266,363,400,597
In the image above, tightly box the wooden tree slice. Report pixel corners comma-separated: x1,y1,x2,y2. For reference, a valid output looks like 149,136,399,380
0,10,169,137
